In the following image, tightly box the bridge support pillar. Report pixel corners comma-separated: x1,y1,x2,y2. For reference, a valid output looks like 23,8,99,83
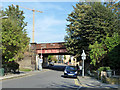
31,43,37,70
42,55,48,68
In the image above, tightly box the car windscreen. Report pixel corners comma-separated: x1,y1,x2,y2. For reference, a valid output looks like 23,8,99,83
66,66,77,71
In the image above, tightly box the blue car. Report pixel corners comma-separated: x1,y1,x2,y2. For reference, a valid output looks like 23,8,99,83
64,66,78,78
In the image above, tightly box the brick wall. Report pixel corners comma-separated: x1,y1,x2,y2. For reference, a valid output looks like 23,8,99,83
17,52,32,69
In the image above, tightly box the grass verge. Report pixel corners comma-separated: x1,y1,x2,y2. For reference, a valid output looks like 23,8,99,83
19,68,32,72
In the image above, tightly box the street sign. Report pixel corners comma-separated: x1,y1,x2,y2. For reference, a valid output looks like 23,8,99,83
82,56,86,60
40,55,43,59
81,50,86,60
39,59,43,63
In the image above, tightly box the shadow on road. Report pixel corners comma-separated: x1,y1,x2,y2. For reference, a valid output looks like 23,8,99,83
61,75,77,79
43,64,66,72
48,82,79,89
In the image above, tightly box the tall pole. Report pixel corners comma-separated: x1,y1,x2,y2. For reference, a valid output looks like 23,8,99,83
82,59,84,77
32,10,35,43
39,47,43,71
41,47,42,59
81,50,86,77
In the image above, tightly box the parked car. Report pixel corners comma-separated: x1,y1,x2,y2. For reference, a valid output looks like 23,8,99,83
49,61,54,66
64,66,77,78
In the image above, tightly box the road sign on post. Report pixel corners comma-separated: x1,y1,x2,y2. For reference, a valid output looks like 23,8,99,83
81,50,86,77
39,59,43,64
39,58,43,71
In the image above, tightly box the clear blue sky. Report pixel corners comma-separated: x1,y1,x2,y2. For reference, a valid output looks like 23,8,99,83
2,1,77,43
2,0,118,43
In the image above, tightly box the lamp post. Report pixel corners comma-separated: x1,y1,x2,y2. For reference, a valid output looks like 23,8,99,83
81,50,86,77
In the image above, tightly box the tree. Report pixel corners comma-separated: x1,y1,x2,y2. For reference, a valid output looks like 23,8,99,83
48,55,58,63
1,4,30,63
64,2,119,60
89,41,107,66
105,1,120,34
89,32,120,69
48,55,53,62
51,56,58,63
103,33,120,69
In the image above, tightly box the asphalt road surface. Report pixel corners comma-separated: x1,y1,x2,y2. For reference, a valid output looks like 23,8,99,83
2,65,79,89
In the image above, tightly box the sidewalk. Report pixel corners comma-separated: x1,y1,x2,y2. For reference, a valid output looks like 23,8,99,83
0,69,48,81
77,76,119,89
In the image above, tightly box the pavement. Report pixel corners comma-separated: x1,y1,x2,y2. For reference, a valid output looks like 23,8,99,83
0,69,49,81
77,75,120,89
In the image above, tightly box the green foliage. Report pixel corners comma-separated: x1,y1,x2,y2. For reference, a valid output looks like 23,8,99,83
2,61,19,73
48,55,58,62
104,33,120,52
51,56,58,62
107,44,120,69
64,55,66,60
89,41,107,66
48,55,53,60
89,33,120,69
98,67,111,72
19,68,32,72
64,2,118,56
103,33,120,69
1,4,30,63
65,2,120,70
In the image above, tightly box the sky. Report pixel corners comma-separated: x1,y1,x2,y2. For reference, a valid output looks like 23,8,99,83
2,1,78,44
1,0,119,43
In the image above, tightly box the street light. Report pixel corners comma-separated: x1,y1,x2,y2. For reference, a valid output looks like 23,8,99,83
81,50,86,77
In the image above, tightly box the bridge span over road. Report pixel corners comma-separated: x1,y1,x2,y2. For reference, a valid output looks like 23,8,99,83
31,42,71,69
36,42,69,55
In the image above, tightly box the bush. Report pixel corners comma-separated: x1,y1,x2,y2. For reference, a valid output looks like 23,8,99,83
98,67,111,72
2,61,19,73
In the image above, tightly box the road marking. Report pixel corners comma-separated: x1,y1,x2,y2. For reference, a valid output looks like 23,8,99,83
74,79,83,90
74,79,87,87
75,78,90,88
74,79,80,86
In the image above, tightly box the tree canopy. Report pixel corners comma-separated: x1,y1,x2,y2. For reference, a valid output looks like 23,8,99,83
64,2,120,69
1,4,30,63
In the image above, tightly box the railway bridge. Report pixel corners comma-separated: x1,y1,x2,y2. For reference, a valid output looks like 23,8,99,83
30,42,70,69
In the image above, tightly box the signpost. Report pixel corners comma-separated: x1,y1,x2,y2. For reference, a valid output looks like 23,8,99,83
81,50,86,77
39,47,43,71
41,47,43,59
39,59,43,63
